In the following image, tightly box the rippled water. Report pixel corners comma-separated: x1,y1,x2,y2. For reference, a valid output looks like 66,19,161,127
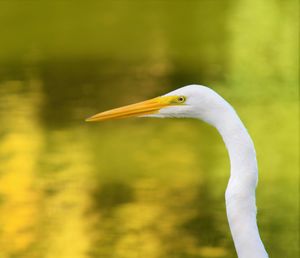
0,1,298,258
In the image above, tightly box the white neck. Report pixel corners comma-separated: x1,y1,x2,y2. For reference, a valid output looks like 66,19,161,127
213,106,268,258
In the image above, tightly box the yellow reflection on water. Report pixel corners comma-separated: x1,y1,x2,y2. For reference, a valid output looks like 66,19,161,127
0,81,95,258
0,80,43,257
40,129,93,258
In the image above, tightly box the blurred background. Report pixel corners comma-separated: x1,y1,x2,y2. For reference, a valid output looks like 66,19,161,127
0,1,298,258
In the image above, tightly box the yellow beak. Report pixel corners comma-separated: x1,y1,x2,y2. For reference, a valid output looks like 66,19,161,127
86,96,177,122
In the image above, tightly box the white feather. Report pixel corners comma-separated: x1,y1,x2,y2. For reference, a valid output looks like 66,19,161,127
145,85,268,258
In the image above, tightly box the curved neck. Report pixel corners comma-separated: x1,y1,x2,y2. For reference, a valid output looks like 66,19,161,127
214,107,268,258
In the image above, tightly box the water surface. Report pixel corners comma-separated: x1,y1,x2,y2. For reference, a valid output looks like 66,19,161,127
0,1,298,258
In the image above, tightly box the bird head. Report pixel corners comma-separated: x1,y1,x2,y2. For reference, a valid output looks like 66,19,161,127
86,84,228,125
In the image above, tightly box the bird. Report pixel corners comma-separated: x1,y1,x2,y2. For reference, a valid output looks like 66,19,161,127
86,84,269,258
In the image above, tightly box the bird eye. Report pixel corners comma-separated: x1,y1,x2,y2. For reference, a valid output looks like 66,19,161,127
177,96,186,103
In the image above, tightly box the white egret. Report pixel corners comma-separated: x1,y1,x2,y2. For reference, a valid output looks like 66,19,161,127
86,85,268,258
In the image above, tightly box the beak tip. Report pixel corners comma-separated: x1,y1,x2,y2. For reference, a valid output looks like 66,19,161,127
85,117,94,122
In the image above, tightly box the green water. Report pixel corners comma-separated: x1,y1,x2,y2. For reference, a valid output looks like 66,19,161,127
0,1,298,258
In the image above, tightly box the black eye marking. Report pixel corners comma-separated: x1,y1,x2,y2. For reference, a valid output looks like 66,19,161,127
177,96,186,103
